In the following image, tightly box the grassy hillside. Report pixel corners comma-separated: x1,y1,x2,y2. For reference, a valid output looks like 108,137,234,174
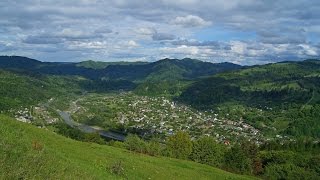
0,115,254,179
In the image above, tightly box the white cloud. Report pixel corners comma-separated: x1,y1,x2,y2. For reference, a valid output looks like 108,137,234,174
67,41,107,50
230,41,247,55
171,15,212,27
299,44,318,56
160,45,215,58
127,40,139,48
0,0,319,63
136,27,156,35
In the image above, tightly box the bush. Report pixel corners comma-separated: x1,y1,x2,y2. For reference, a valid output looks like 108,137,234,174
124,134,148,153
259,150,295,166
252,157,263,175
308,155,320,175
224,144,252,174
166,131,192,160
83,133,105,144
190,136,224,167
54,122,85,141
108,140,126,149
109,160,126,177
265,163,319,180
32,140,43,151
147,138,162,156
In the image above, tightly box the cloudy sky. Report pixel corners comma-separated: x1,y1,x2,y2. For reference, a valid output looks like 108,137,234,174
0,0,319,65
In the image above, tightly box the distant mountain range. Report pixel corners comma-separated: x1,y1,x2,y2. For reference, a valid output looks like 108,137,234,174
0,56,241,81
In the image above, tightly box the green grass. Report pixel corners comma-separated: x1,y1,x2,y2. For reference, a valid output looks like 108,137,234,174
0,115,256,179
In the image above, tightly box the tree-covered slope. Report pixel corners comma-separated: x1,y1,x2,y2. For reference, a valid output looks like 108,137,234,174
0,115,254,179
180,60,320,108
133,58,241,96
0,56,241,97
0,70,86,111
76,60,148,69
178,60,320,138
0,69,139,112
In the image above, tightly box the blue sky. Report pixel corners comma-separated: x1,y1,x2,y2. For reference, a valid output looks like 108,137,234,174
0,0,319,65
194,27,257,41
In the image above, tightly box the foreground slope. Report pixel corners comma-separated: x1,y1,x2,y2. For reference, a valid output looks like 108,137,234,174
0,115,254,179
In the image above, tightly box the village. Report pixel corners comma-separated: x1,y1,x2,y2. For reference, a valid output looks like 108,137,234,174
71,93,264,144
11,92,294,145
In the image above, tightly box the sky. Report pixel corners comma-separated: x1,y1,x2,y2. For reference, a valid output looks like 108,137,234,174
0,0,320,65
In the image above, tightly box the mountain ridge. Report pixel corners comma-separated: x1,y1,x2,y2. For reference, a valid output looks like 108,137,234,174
0,55,242,83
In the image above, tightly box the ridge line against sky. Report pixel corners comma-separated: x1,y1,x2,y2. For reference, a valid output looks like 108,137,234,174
0,0,319,65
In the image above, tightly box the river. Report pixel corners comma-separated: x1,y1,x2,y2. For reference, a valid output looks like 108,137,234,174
57,111,126,141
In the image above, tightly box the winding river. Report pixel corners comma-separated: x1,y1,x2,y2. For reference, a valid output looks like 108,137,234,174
57,111,126,141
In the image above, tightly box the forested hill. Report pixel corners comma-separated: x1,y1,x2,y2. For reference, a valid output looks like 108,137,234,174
178,59,320,138
76,60,149,69
179,59,320,108
0,56,241,81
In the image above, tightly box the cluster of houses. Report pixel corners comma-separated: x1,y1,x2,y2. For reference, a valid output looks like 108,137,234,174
33,106,59,124
74,93,264,143
11,93,295,145
14,108,32,123
13,103,58,125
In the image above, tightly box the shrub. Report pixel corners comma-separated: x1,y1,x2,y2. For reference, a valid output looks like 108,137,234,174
124,134,148,153
252,158,263,175
166,131,192,160
259,150,295,166
83,133,105,144
54,122,85,141
147,138,162,156
224,144,252,174
109,160,126,177
190,136,224,167
32,140,43,151
264,163,319,180
308,155,320,175
108,140,126,149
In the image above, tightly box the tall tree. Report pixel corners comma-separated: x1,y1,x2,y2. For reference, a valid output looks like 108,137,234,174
166,131,192,160
190,136,225,167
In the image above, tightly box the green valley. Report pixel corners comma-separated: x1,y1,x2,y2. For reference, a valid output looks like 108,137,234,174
1,56,320,179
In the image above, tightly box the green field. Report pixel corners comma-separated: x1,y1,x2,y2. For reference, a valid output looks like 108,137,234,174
0,115,255,179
